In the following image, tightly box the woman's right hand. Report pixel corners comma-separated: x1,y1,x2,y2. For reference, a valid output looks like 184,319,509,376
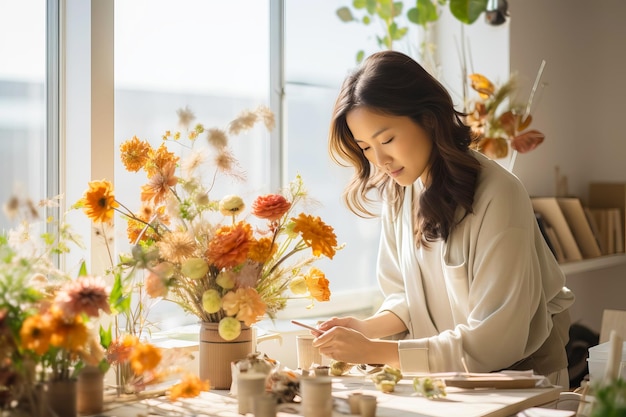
317,316,370,336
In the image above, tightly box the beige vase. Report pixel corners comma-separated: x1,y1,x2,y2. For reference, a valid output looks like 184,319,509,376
198,321,253,390
77,365,104,415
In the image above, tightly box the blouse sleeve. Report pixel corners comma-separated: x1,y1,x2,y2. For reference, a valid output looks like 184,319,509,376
375,199,411,330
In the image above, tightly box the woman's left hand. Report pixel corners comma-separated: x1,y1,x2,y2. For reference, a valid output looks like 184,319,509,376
312,326,398,366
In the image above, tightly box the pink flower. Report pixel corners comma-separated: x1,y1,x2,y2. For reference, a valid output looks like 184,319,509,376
252,194,291,222
55,276,111,318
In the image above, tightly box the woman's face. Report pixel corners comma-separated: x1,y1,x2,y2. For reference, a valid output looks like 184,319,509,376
346,107,433,187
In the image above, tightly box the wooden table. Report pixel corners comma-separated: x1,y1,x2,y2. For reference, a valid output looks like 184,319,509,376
96,375,562,417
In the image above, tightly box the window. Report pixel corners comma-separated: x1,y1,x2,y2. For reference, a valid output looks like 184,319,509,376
0,0,49,230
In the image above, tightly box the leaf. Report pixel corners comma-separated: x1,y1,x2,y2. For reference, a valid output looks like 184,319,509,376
468,73,495,99
336,6,354,22
77,259,88,277
353,0,367,10
478,137,509,159
109,272,131,314
449,0,488,24
365,0,377,14
99,323,112,348
510,130,545,154
356,50,365,63
407,0,439,26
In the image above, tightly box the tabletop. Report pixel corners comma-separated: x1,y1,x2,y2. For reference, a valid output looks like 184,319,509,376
95,373,563,417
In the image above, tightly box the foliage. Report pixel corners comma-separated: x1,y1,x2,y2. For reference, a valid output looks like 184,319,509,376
336,0,490,62
465,65,546,167
590,378,626,417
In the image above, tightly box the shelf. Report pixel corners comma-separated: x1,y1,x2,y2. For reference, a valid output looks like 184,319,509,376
559,253,626,275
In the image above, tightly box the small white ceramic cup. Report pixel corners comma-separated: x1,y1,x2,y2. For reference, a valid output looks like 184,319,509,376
296,334,322,370
236,372,267,415
252,392,278,417
300,376,333,417
359,394,377,417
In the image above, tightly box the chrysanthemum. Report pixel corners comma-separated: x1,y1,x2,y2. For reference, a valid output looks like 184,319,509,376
129,342,162,374
19,314,52,355
252,194,291,222
169,374,210,401
157,231,198,264
206,222,252,269
207,128,228,149
140,161,178,204
292,213,337,259
221,287,266,326
80,180,119,223
304,267,331,302
247,237,276,263
54,275,111,318
145,143,179,179
120,135,151,172
48,311,89,352
228,110,258,135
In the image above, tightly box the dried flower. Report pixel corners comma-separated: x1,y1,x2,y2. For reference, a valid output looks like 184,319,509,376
169,374,210,401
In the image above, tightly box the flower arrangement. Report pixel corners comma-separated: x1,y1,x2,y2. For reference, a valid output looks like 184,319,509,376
0,195,109,413
77,105,339,343
466,61,547,170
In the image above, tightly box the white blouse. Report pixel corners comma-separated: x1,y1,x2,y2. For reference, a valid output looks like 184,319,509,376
376,151,575,374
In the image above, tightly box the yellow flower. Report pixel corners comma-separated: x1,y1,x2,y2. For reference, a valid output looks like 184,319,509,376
206,222,252,269
169,374,210,401
120,135,151,172
305,267,331,302
130,341,162,374
468,73,495,99
248,237,276,263
19,314,52,356
222,287,266,326
289,276,308,295
80,179,119,223
292,213,337,259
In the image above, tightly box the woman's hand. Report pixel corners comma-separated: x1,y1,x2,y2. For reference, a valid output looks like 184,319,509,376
311,326,399,367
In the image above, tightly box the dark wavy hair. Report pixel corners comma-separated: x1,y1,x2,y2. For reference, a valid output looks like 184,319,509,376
328,50,480,246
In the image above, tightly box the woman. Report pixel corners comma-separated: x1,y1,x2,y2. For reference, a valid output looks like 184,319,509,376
313,50,575,386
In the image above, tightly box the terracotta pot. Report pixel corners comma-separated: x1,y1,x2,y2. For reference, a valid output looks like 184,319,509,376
198,322,253,389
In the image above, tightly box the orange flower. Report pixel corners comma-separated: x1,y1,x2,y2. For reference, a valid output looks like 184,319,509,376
292,213,337,259
222,288,266,326
48,311,89,352
305,267,331,302
206,222,252,269
468,73,495,99
169,374,210,401
145,143,179,179
140,161,178,204
106,335,138,366
120,135,151,172
19,314,52,355
248,237,276,263
129,341,162,374
80,180,119,223
252,194,291,221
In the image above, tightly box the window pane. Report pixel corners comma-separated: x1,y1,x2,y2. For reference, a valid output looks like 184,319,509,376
114,0,270,328
0,1,46,229
284,0,381,295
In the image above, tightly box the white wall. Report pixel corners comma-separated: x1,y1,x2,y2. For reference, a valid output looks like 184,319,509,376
510,0,626,332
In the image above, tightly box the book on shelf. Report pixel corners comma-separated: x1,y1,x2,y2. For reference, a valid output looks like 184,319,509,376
589,182,626,254
531,197,603,262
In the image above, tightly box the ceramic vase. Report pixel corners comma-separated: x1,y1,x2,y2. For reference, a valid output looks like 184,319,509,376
198,321,253,389
77,365,104,415
44,378,77,417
